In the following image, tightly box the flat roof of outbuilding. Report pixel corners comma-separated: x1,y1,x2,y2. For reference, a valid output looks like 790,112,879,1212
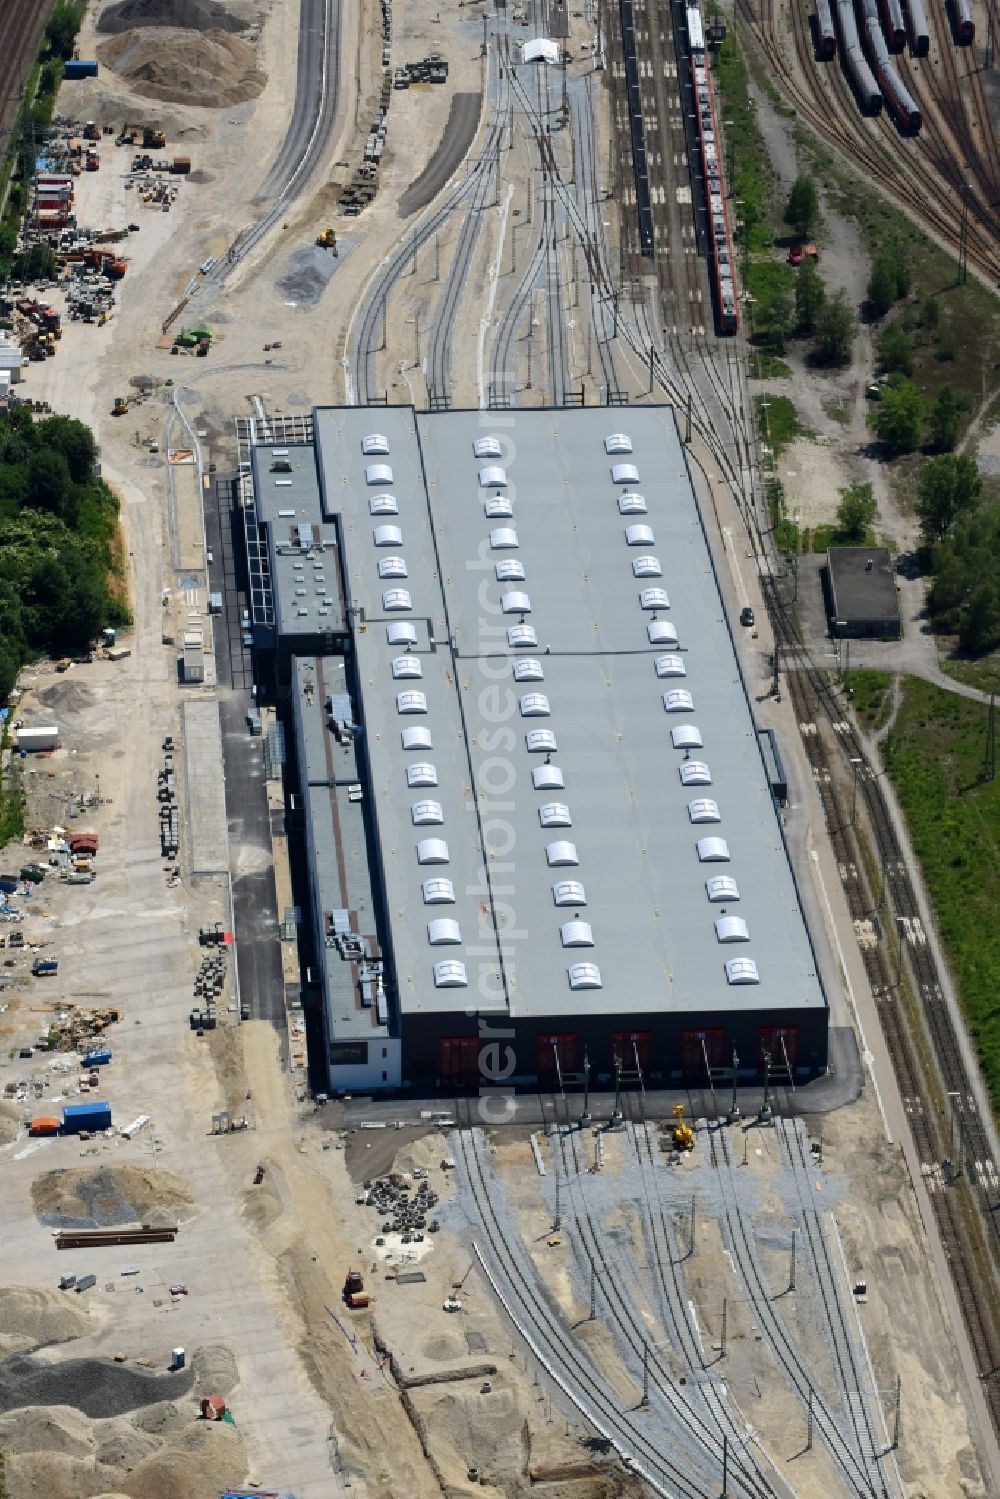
826,546,899,624
296,406,825,1026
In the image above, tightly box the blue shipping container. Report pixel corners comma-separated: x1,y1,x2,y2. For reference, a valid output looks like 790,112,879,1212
64,59,99,79
63,1102,112,1133
82,1049,112,1066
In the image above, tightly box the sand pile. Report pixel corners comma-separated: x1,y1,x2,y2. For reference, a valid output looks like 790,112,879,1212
31,1164,194,1230
98,0,248,33
97,28,265,108
0,1403,243,1499
0,1101,20,1146
0,1287,92,1355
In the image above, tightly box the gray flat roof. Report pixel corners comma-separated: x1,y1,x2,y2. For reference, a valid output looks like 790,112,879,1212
291,656,388,1039
298,406,825,1025
827,547,899,624
253,441,347,636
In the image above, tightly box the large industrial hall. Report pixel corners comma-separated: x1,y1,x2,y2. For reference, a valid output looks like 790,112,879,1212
244,405,829,1095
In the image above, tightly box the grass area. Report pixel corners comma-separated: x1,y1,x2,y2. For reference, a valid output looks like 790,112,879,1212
810,522,878,551
848,670,895,734
756,393,802,456
715,35,773,254
753,353,792,379
0,725,24,850
884,678,1000,1114
940,656,1000,694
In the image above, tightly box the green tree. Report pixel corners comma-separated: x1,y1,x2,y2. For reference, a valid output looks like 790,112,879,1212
812,290,856,365
12,243,56,282
916,454,983,544
869,380,923,453
867,248,906,318
25,449,71,516
919,296,940,334
877,323,913,376
928,385,960,452
35,416,97,486
836,482,877,541
44,4,81,60
794,258,825,335
784,175,819,240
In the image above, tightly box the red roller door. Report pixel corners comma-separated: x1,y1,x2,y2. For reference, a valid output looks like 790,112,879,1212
758,1026,798,1073
439,1036,480,1088
680,1027,727,1077
612,1030,652,1073
536,1033,579,1083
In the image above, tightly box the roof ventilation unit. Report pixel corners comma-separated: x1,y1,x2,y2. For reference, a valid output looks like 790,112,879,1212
611,462,640,484
496,560,526,582
539,802,572,827
715,916,750,943
618,493,647,514
533,764,565,789
365,463,393,485
680,760,712,786
490,527,519,549
391,656,422,679
725,957,760,985
362,433,390,455
604,433,633,454
433,960,468,987
407,762,438,787
370,494,398,514
697,837,730,862
396,690,427,713
688,798,721,823
519,693,550,716
567,962,602,990
427,918,462,945
411,800,444,825
513,658,544,682
552,879,586,906
655,655,686,677
663,689,695,713
387,622,418,645
422,877,455,903
501,591,531,614
632,556,662,579
479,465,508,488
639,588,670,610
382,589,412,611
560,920,594,947
401,726,433,750
374,524,403,547
625,524,655,546
507,625,538,648
648,621,679,646
485,495,513,518
545,841,578,866
526,729,557,752
474,437,503,458
417,839,450,864
706,875,739,902
378,557,408,579
671,724,703,749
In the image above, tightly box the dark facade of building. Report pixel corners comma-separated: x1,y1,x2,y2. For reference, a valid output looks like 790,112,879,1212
826,547,901,639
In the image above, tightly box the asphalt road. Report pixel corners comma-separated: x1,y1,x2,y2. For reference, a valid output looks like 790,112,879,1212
205,476,286,1045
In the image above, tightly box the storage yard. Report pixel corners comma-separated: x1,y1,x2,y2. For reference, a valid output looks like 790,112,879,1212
0,0,997,1494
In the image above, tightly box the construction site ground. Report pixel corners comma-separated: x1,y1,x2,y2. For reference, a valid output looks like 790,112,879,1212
0,0,995,1494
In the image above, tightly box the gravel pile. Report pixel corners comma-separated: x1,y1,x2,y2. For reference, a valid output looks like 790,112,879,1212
97,29,266,108
32,1165,192,1230
98,0,248,33
0,1356,194,1417
0,1287,91,1353
275,247,340,306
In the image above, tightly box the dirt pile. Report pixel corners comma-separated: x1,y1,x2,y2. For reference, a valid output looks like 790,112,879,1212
98,0,248,33
0,1101,20,1146
31,1164,194,1230
0,1287,93,1355
97,28,265,108
0,1402,244,1499
0,1355,194,1418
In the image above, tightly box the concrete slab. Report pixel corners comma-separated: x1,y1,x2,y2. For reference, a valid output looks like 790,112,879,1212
182,699,230,875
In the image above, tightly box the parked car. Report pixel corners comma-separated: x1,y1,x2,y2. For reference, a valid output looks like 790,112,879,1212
740,606,755,627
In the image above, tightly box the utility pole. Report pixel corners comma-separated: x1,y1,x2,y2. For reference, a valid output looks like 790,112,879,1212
758,1051,773,1125
433,234,440,282
728,1049,741,1123
611,1060,623,1127
581,1048,592,1125
891,1374,901,1451
640,1342,650,1406
688,1193,696,1259
850,755,864,824
958,180,970,285
806,1387,814,1452
553,1171,562,1231
983,693,996,782
719,1296,727,1359
589,1259,597,1320
788,1228,797,1294
648,342,655,394
685,389,693,444
412,310,420,367
721,1432,729,1497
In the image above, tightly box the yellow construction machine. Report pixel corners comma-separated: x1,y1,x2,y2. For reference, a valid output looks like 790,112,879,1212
671,1103,694,1152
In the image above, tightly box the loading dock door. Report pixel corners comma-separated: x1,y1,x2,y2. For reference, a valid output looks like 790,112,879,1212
680,1027,726,1077
439,1036,480,1088
536,1033,579,1083
758,1026,799,1073
612,1030,652,1073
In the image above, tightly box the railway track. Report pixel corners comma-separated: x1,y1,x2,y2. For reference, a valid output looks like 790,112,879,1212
0,0,52,140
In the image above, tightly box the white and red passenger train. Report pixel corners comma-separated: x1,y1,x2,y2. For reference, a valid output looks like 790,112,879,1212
685,2,738,334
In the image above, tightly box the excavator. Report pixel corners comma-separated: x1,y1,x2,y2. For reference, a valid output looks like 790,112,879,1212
316,227,338,252
671,1103,695,1152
